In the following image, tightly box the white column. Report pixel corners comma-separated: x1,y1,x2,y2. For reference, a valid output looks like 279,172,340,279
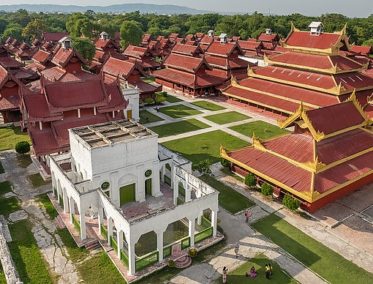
117,231,123,259
173,177,178,205
151,163,162,197
211,209,218,237
79,206,87,240
160,166,165,183
156,230,164,262
137,166,146,202
128,242,136,275
98,207,103,235
108,218,113,246
170,164,175,190
197,213,202,226
63,190,69,213
188,218,196,247
69,198,74,224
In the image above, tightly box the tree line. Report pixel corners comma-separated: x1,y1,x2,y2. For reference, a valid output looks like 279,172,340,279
0,9,372,47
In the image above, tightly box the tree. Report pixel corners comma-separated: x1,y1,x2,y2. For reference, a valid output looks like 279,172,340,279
282,194,300,211
195,159,211,175
2,23,23,41
72,38,95,62
66,13,94,38
22,18,47,41
120,20,143,48
15,141,30,154
154,92,166,105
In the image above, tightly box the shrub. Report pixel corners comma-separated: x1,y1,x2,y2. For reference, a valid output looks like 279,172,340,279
168,259,175,267
245,173,256,187
283,194,300,211
188,248,198,257
155,92,166,105
195,159,211,175
220,158,229,167
261,182,273,196
144,97,155,105
15,141,30,154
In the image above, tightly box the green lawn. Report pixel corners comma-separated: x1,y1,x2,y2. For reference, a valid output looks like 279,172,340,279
36,193,58,220
191,101,225,111
159,104,201,118
165,95,182,103
0,265,6,284
8,220,53,283
200,175,255,214
0,181,12,195
0,161,4,174
77,252,125,284
0,196,21,216
149,119,210,138
227,253,297,284
230,121,288,140
142,76,155,83
204,111,250,125
139,110,164,124
27,173,48,188
0,126,31,151
162,130,248,166
253,214,373,284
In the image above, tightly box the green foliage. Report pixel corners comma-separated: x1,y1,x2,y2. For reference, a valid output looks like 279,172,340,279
15,141,30,154
66,13,94,38
168,259,175,267
245,173,256,187
120,20,143,48
144,97,155,105
188,247,198,257
220,158,230,167
22,18,46,40
282,194,301,211
2,23,23,41
261,182,273,196
72,38,95,62
195,159,212,175
154,92,166,105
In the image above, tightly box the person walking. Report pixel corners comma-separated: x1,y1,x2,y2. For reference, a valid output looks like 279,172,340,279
244,210,252,223
234,242,240,258
222,266,228,283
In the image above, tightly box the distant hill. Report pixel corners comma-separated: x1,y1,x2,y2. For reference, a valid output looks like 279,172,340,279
0,3,209,15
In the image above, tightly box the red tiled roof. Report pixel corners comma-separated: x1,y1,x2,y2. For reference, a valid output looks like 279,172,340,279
306,101,366,135
317,129,373,164
315,152,373,193
268,52,362,72
0,57,23,69
32,49,51,64
258,33,279,42
200,36,214,45
228,146,312,192
95,39,112,49
164,53,204,73
123,45,148,59
206,42,242,57
350,45,372,56
171,44,202,56
285,31,341,50
41,67,66,81
29,126,61,156
43,77,107,110
223,85,301,114
43,32,69,42
102,57,137,79
238,40,262,51
237,77,339,107
23,92,62,121
205,54,248,70
51,48,73,67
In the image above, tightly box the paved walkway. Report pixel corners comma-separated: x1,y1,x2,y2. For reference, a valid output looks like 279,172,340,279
0,151,80,284
142,90,281,144
213,164,373,274
171,209,327,284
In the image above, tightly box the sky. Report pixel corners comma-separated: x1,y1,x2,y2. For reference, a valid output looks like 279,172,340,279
0,0,372,17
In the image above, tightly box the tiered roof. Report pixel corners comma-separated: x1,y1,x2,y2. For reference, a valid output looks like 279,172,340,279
223,23,373,118
123,45,161,70
222,98,373,208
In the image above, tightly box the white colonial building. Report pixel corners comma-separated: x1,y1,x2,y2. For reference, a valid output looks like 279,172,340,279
49,120,219,276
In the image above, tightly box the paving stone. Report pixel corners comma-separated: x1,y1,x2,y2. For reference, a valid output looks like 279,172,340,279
8,210,28,222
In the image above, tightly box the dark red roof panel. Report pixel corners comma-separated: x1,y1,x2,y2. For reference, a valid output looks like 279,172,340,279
285,31,341,50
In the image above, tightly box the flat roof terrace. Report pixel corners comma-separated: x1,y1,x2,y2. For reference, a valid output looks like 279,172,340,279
71,120,154,148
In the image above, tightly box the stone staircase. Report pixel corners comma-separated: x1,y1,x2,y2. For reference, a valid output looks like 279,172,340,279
174,254,192,269
85,239,101,251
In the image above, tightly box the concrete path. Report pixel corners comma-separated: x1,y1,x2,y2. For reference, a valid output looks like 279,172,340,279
171,209,327,284
212,163,373,274
0,151,80,284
